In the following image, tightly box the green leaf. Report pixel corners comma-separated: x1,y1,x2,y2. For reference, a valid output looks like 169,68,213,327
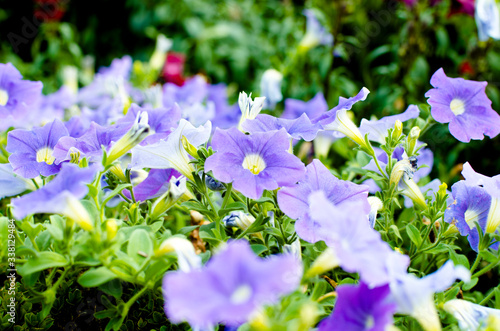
102,183,132,206
463,277,478,291
149,221,163,233
480,249,499,264
127,229,153,266
18,252,69,276
20,221,44,242
250,244,268,256
78,267,118,287
406,224,422,247
389,225,403,244
178,225,200,235
218,202,247,216
46,215,65,241
448,249,470,269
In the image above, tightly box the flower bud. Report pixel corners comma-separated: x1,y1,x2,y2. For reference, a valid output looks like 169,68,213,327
149,34,172,72
407,126,421,156
324,108,370,151
401,177,427,210
108,164,127,182
62,65,78,94
181,135,199,159
390,159,414,187
238,92,266,132
260,69,283,110
106,112,150,165
151,176,187,220
205,175,225,191
392,120,403,141
223,211,255,231
367,196,383,228
106,219,118,240
156,237,201,272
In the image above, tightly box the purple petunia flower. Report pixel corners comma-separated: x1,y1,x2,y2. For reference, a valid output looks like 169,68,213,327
281,92,328,120
11,163,98,230
124,168,182,201
307,191,407,286
162,240,302,329
0,63,43,130
0,163,37,199
445,162,500,250
319,282,396,331
277,159,370,243
116,103,180,145
7,119,69,178
53,122,128,164
388,260,470,331
241,113,322,142
205,128,306,199
425,68,500,142
359,105,420,145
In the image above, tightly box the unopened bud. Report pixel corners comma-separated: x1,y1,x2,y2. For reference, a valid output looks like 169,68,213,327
181,135,199,159
223,211,255,231
151,176,187,219
401,177,427,210
106,112,149,165
106,219,118,240
390,159,414,187
407,126,421,156
392,120,403,141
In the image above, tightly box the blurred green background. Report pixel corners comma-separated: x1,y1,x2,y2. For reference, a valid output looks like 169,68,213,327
1,0,499,180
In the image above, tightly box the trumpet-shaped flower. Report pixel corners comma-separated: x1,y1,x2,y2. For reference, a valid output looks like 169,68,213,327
130,119,212,180
162,240,302,329
443,299,500,330
388,261,470,331
359,105,420,145
299,9,334,50
7,119,69,178
0,163,37,199
281,92,328,120
278,159,369,243
116,103,180,145
307,191,406,286
319,282,396,331
205,128,306,199
475,0,500,41
241,113,322,141
124,168,182,201
425,68,500,142
0,63,43,130
11,163,98,230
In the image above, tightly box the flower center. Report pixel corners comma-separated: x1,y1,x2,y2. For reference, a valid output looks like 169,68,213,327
36,147,55,165
0,89,9,106
365,316,375,329
486,197,500,234
230,284,253,305
450,99,465,116
242,153,266,175
464,209,480,230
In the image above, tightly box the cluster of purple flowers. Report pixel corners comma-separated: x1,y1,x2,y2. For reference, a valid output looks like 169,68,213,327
2,53,500,331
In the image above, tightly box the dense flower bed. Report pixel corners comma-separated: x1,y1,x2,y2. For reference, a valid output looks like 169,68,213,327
1,1,500,330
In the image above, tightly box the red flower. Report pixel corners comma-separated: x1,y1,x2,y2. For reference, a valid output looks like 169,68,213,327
162,52,186,86
34,0,67,23
459,61,475,76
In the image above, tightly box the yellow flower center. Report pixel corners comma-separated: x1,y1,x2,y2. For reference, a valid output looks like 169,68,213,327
242,153,266,175
464,209,480,230
450,99,466,116
230,284,252,304
0,89,9,106
486,197,500,234
36,147,55,165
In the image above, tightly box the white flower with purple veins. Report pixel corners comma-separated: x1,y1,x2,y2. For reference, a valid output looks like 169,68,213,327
475,0,500,41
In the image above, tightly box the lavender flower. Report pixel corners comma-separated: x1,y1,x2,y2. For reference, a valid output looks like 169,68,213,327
11,163,98,230
241,113,322,142
425,68,500,142
359,105,420,145
300,9,334,50
205,128,306,199
116,103,180,145
130,119,212,180
277,159,369,243
0,163,37,199
319,282,396,331
0,63,43,130
162,240,302,329
388,261,470,331
7,119,69,178
124,168,182,202
53,122,128,164
281,92,328,120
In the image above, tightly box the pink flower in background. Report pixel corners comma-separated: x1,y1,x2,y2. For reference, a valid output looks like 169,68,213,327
162,52,186,86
